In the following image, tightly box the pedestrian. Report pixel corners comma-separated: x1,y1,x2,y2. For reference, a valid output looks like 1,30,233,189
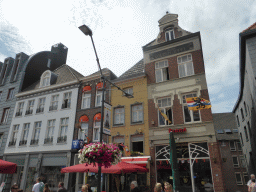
130,181,139,192
86,184,92,192
248,175,256,191
81,185,88,192
57,182,67,192
154,183,163,192
11,184,19,192
249,179,256,192
32,177,44,192
43,183,50,192
164,182,173,192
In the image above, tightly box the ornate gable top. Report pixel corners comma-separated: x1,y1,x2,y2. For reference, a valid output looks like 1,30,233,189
158,12,178,26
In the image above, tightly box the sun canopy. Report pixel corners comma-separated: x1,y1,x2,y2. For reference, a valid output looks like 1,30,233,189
0,159,17,174
61,161,148,174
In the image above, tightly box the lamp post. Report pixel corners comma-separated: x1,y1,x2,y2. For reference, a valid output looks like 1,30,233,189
79,24,133,192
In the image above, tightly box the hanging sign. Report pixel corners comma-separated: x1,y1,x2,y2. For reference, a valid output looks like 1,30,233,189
103,102,111,135
169,128,187,133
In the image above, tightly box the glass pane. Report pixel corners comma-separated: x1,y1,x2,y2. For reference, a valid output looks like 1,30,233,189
170,31,174,40
155,69,162,82
236,173,242,182
182,55,187,62
138,110,143,121
184,106,191,122
132,112,137,122
159,109,165,125
165,32,169,41
162,98,167,107
193,110,200,121
162,68,167,81
178,65,185,78
178,57,182,64
186,62,194,76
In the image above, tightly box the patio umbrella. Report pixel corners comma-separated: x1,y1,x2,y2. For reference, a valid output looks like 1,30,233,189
0,159,17,174
61,161,148,174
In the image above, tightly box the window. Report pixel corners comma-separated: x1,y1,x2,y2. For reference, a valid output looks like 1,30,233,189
81,93,91,109
7,88,15,100
49,95,59,111
240,155,247,168
165,29,175,41
244,102,248,116
224,129,232,134
95,90,103,107
1,108,10,124
221,140,226,146
62,92,72,109
157,97,173,126
155,60,169,83
16,102,24,117
131,104,143,123
236,115,240,126
241,108,245,120
31,122,41,145
9,125,19,146
114,107,125,125
244,126,249,141
26,100,34,115
37,98,45,113
41,71,50,87
230,141,236,151
178,54,194,78
93,120,100,142
79,122,89,142
244,173,249,185
20,123,30,145
247,121,252,138
235,173,243,185
240,133,244,146
232,156,239,168
131,135,143,153
58,118,69,143
182,93,200,123
237,141,242,151
123,87,133,96
12,58,20,79
45,120,55,144
217,130,224,134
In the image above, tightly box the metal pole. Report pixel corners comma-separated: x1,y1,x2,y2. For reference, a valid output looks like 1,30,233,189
189,143,195,192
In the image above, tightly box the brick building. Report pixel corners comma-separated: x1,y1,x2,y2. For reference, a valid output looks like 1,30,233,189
144,13,225,192
213,113,248,192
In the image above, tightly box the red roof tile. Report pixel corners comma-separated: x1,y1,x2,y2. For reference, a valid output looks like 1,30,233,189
242,22,256,33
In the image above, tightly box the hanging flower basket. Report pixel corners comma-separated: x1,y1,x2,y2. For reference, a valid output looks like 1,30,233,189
78,142,121,168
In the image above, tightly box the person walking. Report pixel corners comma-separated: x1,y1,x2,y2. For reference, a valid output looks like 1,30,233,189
154,183,163,192
164,182,173,192
130,181,140,192
248,175,256,191
249,179,256,192
57,182,67,192
81,185,88,192
32,177,44,192
43,184,50,192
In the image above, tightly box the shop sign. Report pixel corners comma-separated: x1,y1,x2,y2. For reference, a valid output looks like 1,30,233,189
169,127,187,133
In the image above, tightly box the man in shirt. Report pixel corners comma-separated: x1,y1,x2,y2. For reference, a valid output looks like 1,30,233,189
248,174,255,191
57,182,67,192
32,177,44,192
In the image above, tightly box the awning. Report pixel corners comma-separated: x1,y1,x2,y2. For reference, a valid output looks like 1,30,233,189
82,85,92,92
94,113,101,121
79,115,89,122
121,156,151,167
0,159,17,174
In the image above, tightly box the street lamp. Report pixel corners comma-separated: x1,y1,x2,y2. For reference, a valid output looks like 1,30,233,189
79,24,133,192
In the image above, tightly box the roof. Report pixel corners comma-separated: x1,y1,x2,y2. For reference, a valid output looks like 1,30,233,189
242,22,256,33
23,64,83,92
212,113,239,140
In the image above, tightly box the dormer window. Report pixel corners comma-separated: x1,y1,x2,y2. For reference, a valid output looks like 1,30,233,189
165,29,175,41
40,71,51,87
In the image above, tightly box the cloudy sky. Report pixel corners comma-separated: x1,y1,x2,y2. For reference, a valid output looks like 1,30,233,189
0,0,255,113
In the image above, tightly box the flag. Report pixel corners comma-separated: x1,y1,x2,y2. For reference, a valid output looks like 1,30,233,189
156,104,172,124
186,97,211,111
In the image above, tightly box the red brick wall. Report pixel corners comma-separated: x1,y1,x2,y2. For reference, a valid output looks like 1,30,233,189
200,89,213,122
193,50,205,74
148,99,158,128
173,94,184,125
145,62,156,85
168,56,179,79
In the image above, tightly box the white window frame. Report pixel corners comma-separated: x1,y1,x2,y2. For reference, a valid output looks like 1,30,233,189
79,122,89,141
11,124,19,143
27,100,35,114
1,108,10,124
50,94,59,110
32,121,41,144
157,97,173,126
182,93,201,123
7,88,15,100
21,123,30,143
16,102,24,116
165,29,175,41
81,93,91,109
40,71,51,87
177,54,194,78
131,104,143,124
230,140,236,151
37,97,45,113
59,117,69,139
155,60,169,83
46,119,55,141
232,156,239,168
235,172,243,185
93,120,101,142
63,92,72,108
114,107,125,125
95,90,103,107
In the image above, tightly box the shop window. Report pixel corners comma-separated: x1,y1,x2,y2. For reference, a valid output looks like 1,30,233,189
131,135,143,153
26,100,34,115
232,156,239,168
155,60,169,83
19,123,30,146
9,124,19,146
81,93,91,109
7,88,15,100
243,172,249,185
1,107,10,124
131,104,143,124
178,54,194,78
157,97,173,126
16,102,24,117
240,155,247,168
182,93,200,123
237,141,242,151
40,71,51,87
235,172,243,185
241,108,244,120
45,119,55,144
31,122,41,145
58,117,69,143
49,95,59,111
236,115,240,127
244,126,249,141
244,102,247,116
37,98,45,113
62,92,72,109
165,29,175,41
114,107,125,125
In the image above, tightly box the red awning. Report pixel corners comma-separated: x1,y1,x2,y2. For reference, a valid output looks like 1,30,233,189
0,159,17,174
94,113,101,121
79,115,89,122
121,156,150,167
82,86,92,92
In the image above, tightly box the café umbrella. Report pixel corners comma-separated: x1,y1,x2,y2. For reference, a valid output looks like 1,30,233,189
0,159,17,174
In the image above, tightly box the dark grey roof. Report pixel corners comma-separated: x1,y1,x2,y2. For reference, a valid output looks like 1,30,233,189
23,64,83,92
115,59,145,82
84,68,117,80
212,113,239,140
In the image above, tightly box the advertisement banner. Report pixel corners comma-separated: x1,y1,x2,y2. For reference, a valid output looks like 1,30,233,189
104,102,111,134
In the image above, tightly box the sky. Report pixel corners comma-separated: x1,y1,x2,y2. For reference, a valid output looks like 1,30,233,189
0,0,255,113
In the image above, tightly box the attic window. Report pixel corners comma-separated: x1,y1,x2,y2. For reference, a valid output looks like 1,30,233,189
224,129,232,134
40,70,51,88
217,130,224,134
165,29,175,41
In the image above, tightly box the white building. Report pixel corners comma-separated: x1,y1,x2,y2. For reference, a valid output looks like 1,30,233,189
3,64,83,192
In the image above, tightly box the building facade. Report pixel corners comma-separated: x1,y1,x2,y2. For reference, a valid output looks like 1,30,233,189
3,64,83,192
213,113,248,192
233,23,256,176
144,13,225,192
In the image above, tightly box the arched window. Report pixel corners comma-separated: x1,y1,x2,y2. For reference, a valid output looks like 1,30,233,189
40,71,51,87
79,115,89,141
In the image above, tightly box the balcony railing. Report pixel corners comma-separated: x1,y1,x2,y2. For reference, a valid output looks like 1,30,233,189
9,140,16,146
25,109,33,115
44,137,53,144
61,103,71,109
49,105,58,111
30,139,39,145
57,136,67,143
36,107,44,113
15,111,22,117
19,140,27,146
